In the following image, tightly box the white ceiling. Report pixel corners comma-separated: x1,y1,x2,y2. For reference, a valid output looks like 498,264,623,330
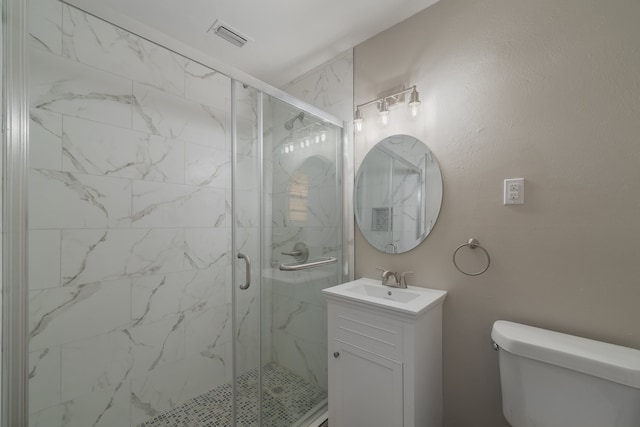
67,0,439,88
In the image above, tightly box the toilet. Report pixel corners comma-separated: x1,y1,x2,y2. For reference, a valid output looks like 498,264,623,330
491,320,640,427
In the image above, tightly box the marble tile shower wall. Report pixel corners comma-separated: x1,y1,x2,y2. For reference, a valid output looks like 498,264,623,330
281,50,354,124
27,1,242,426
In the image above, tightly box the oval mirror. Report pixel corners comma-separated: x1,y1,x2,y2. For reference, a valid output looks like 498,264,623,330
355,134,443,254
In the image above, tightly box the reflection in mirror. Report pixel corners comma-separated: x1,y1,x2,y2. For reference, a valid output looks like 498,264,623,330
355,134,443,254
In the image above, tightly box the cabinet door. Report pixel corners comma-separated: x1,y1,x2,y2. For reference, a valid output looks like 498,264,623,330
330,340,403,427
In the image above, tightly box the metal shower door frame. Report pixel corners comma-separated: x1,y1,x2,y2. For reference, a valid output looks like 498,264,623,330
2,0,30,425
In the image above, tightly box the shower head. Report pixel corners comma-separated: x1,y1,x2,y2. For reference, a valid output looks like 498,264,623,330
284,112,305,130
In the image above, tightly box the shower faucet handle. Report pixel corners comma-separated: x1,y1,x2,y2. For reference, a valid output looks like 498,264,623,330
280,242,309,263
281,250,302,256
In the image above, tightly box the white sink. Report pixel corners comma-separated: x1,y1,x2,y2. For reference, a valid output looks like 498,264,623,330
348,284,421,303
323,277,446,317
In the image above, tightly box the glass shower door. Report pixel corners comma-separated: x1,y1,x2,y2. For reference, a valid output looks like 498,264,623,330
232,81,263,425
263,95,344,426
232,84,344,426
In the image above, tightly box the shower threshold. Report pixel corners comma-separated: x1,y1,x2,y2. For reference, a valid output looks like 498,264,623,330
138,362,327,427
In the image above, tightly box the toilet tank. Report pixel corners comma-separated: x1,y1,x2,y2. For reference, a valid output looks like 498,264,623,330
492,321,640,427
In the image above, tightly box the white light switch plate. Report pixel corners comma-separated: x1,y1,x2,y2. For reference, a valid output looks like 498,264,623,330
504,178,524,205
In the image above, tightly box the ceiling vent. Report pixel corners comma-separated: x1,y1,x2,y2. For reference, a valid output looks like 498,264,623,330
208,19,251,48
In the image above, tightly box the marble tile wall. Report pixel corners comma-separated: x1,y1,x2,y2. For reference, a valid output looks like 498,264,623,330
282,50,354,124
28,1,237,425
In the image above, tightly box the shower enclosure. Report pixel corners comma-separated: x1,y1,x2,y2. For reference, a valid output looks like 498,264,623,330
2,1,347,426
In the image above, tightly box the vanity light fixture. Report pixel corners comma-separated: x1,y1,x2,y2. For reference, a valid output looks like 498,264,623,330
354,85,421,131
408,87,421,119
378,99,390,127
354,108,364,132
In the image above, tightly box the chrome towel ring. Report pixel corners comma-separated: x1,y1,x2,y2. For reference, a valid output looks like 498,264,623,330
453,238,491,276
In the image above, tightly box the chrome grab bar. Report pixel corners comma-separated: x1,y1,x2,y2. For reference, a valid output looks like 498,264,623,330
237,252,251,289
279,256,337,271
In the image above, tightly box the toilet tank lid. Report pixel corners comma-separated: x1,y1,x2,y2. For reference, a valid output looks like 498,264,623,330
492,320,640,389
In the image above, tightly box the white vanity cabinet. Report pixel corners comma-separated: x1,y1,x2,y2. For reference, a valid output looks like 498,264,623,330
323,278,446,427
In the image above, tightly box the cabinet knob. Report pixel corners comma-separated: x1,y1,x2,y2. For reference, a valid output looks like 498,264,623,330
333,352,340,358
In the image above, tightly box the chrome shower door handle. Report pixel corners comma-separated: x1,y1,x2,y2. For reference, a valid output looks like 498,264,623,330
237,252,251,290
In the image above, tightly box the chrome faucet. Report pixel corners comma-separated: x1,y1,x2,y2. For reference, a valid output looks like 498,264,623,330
376,268,413,288
382,270,400,287
376,268,405,288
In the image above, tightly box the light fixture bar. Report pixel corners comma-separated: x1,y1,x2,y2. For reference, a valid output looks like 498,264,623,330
355,85,418,110
354,85,421,131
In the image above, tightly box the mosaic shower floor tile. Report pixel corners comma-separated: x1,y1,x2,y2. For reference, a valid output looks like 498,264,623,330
137,363,327,427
